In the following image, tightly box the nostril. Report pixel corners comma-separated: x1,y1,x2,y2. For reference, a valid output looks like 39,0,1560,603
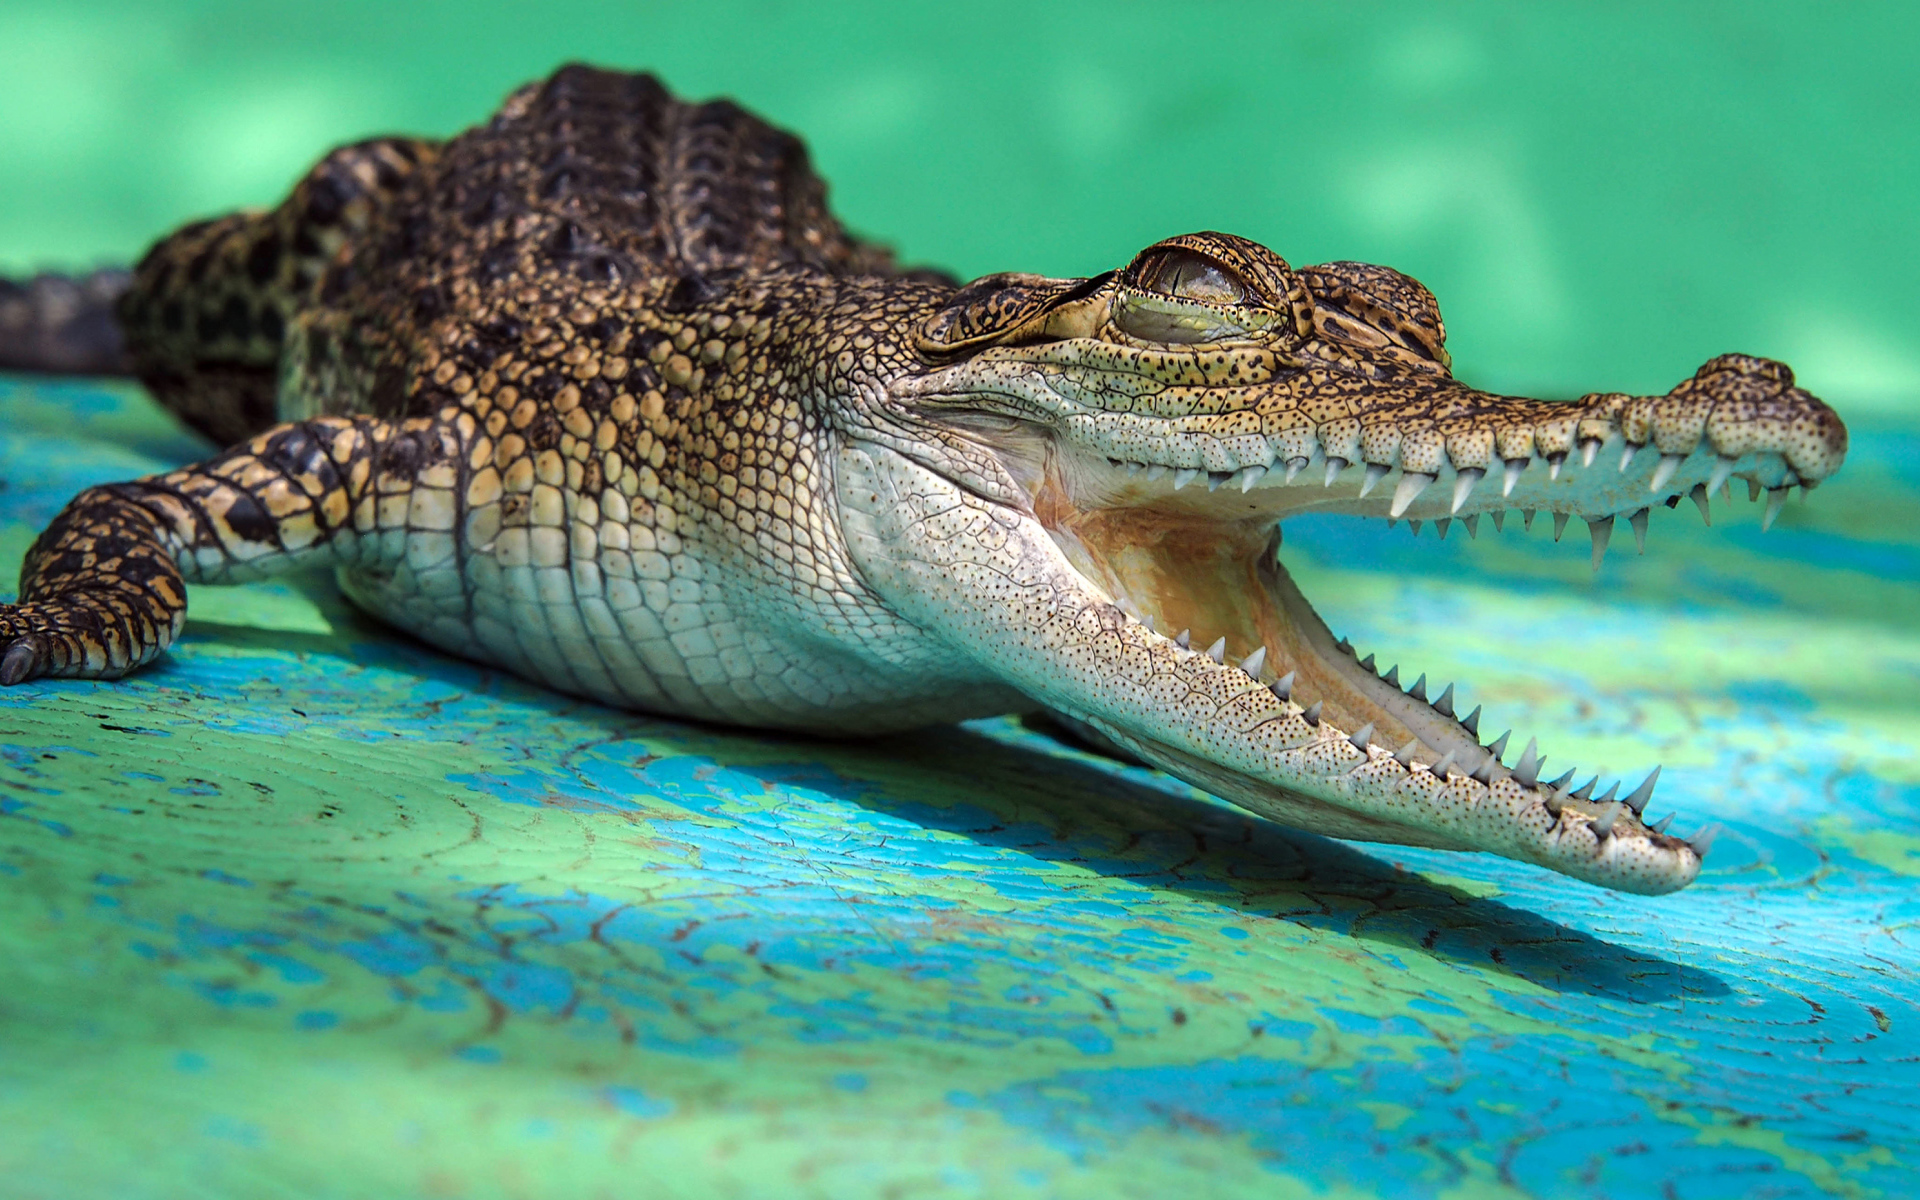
1696,352,1795,387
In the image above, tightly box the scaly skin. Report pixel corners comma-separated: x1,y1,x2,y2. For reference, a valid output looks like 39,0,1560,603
0,65,1848,895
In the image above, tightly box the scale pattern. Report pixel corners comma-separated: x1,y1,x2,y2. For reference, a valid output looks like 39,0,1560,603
0,65,1850,894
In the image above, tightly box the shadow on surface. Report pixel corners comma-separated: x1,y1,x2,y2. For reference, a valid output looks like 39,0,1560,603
718,723,1733,1005
156,601,1736,1007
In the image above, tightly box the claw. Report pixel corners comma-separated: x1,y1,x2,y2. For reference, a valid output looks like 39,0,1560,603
0,640,36,686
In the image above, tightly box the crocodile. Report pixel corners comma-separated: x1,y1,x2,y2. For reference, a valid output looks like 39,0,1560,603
0,64,1848,895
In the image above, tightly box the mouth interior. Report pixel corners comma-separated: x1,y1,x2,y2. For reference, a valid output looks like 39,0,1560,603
1045,501,1492,773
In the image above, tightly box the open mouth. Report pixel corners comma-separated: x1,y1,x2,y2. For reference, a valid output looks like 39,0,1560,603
971,358,1848,894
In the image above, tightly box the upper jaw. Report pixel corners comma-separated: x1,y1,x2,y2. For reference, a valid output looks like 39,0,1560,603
913,349,1847,536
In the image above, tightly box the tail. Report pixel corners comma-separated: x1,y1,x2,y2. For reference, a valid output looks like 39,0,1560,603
0,269,136,377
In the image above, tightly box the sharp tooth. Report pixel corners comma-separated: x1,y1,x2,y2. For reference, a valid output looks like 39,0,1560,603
1580,438,1600,469
1281,458,1306,484
1469,753,1496,784
1272,671,1295,701
1552,511,1569,541
1390,471,1436,518
1546,769,1576,791
1588,514,1614,571
1242,465,1270,492
1409,520,1422,536
1690,482,1712,525
1547,452,1566,480
1523,508,1537,530
1433,683,1455,717
1358,652,1377,673
1302,701,1323,726
1435,518,1451,539
1146,464,1167,481
1432,750,1457,777
1570,776,1597,801
1238,646,1267,676
1649,453,1683,493
1502,458,1527,496
1205,637,1226,663
1595,781,1620,806
1747,478,1762,503
1622,766,1659,815
1451,467,1484,512
1544,790,1563,817
1206,471,1230,492
1381,664,1400,687
1337,638,1354,655
1687,824,1722,859
1323,456,1349,487
1349,722,1375,751
1407,673,1427,701
1125,461,1143,475
1590,802,1621,838
1706,456,1736,497
1463,514,1479,539
1651,813,1675,834
1629,507,1649,554
1460,704,1481,736
1491,511,1505,532
1359,462,1390,498
1393,739,1419,767
1173,468,1198,490
1619,442,1640,473
1513,738,1542,787
1762,486,1788,531
1485,729,1510,761
1142,613,1156,632
1175,629,1191,649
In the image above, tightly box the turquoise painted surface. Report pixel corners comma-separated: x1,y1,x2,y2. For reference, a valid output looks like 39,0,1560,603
1,377,1917,1198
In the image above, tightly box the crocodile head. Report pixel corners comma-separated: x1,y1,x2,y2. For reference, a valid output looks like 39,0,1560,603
847,231,1847,895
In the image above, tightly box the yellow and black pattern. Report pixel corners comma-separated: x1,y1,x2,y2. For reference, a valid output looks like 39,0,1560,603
1,413,464,682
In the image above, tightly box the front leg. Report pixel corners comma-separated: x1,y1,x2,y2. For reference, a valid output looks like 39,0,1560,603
1,413,468,683
837,441,1707,895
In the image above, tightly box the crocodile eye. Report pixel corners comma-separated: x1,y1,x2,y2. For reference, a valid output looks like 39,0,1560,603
1133,249,1247,306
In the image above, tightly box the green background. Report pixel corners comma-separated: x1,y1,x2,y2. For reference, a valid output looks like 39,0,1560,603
3,0,1918,417
3,4,1919,1198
